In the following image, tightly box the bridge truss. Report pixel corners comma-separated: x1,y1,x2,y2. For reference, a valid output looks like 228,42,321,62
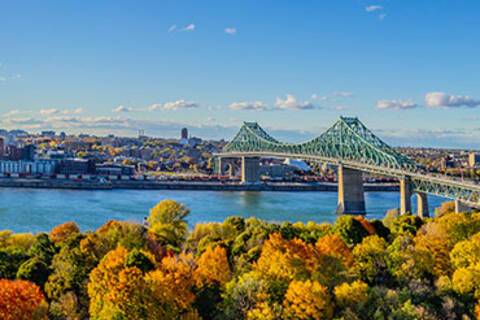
218,117,480,208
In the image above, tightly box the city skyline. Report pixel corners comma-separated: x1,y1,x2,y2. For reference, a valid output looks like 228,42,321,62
1,1,480,148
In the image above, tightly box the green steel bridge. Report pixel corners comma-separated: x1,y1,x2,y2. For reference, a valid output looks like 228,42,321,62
215,117,480,215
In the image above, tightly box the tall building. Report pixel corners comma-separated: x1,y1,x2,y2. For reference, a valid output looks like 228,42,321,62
0,137,4,158
181,128,188,140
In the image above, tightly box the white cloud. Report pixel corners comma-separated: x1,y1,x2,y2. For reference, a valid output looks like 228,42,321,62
275,94,316,110
425,92,480,108
365,5,383,12
224,27,237,35
148,100,199,111
377,99,418,110
182,24,195,32
229,101,268,111
113,105,133,113
168,24,177,32
379,14,387,20
40,108,59,116
39,107,83,116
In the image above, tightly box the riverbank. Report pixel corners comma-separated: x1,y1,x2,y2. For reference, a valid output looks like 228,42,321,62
0,178,399,192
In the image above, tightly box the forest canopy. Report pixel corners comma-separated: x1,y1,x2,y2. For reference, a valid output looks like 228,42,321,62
0,199,480,319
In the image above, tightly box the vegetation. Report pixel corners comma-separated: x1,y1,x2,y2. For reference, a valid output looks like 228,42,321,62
1,199,480,319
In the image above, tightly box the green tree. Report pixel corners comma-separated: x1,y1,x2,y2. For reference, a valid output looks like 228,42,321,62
147,200,190,251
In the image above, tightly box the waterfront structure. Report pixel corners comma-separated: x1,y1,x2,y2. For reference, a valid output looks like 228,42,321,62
0,160,57,175
216,117,480,216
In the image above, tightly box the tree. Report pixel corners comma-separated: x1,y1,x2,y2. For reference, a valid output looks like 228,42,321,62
334,280,369,314
0,279,48,320
315,234,353,267
88,247,151,319
334,215,369,246
282,280,333,320
49,222,80,245
194,245,231,287
147,200,190,250
146,253,197,318
352,235,390,284
16,258,50,288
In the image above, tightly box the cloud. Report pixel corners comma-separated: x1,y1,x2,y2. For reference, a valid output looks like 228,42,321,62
148,100,199,111
332,91,354,98
379,14,387,20
168,24,177,32
182,24,195,32
113,105,133,113
376,99,418,110
39,107,83,116
365,5,383,12
229,101,268,111
275,94,316,110
425,92,480,108
224,27,237,35
40,108,59,116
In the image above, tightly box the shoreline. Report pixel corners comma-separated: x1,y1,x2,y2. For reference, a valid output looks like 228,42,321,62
0,178,400,192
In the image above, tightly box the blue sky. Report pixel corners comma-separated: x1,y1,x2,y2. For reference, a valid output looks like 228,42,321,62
1,0,479,148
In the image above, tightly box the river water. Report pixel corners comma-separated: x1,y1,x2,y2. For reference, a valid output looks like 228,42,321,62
0,188,447,233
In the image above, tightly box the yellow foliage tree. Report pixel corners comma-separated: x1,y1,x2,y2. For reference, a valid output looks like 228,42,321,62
88,247,150,319
334,280,369,311
254,233,317,281
194,245,231,287
146,253,196,317
283,280,333,320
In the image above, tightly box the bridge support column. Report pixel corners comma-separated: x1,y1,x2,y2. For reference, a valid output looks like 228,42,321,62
337,165,366,214
416,192,429,218
241,157,260,184
216,157,223,175
400,177,412,215
455,200,472,214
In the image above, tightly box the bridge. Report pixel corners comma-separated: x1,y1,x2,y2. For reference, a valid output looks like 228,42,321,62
215,116,480,217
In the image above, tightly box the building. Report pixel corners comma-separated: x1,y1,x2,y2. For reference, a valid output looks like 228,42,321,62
21,144,36,161
58,159,96,175
469,152,480,168
181,128,188,140
0,160,57,175
95,163,136,176
41,130,56,138
0,137,4,158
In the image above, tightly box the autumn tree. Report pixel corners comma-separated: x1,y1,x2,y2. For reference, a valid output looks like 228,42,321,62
49,222,80,245
0,279,48,320
148,200,189,251
282,280,333,319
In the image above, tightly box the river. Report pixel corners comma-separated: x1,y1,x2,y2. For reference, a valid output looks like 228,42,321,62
0,188,447,233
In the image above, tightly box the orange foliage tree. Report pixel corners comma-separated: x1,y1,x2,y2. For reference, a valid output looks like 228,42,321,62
0,279,48,320
49,222,80,244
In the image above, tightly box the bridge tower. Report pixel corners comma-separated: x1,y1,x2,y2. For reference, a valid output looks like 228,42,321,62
337,165,366,214
241,157,260,184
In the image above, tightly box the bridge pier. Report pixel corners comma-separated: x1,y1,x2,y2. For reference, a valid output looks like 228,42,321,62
400,177,412,215
337,165,366,214
241,157,260,184
455,200,472,213
216,157,223,175
416,192,430,218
